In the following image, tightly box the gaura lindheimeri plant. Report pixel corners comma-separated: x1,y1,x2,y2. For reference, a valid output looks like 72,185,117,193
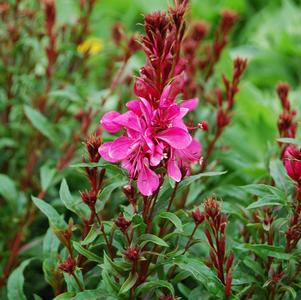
4,1,301,300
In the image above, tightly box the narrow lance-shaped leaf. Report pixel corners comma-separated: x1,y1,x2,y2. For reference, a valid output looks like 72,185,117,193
7,259,33,300
24,105,58,143
32,196,67,230
119,272,138,295
96,180,127,213
139,234,169,248
135,280,175,297
156,211,183,232
73,241,102,263
0,173,18,206
59,179,89,218
40,165,56,192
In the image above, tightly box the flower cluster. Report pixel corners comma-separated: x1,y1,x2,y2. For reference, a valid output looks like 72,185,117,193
99,4,202,196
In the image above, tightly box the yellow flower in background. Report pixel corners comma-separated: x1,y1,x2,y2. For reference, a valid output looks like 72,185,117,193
77,38,104,56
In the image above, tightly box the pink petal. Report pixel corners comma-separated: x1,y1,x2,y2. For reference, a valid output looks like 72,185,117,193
165,104,180,121
98,142,118,162
137,163,160,196
160,84,172,105
109,136,133,160
113,111,143,132
176,138,201,162
100,111,121,133
157,127,192,149
150,144,164,166
180,98,199,111
167,158,182,182
126,100,142,115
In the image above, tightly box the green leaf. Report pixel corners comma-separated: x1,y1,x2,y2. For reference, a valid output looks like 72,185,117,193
172,256,224,295
24,105,58,143
119,272,138,295
139,234,169,248
156,211,183,232
81,225,99,246
59,179,89,218
277,138,301,147
240,184,286,209
103,252,131,276
96,180,127,213
269,159,291,192
73,289,116,300
178,171,227,192
135,280,174,297
246,199,283,209
236,244,292,260
43,228,60,257
281,286,297,299
73,241,102,263
40,165,56,192
7,259,32,300
70,161,125,176
32,196,67,230
0,174,18,206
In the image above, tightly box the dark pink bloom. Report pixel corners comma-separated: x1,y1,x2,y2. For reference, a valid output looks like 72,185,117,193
98,87,201,196
283,145,301,183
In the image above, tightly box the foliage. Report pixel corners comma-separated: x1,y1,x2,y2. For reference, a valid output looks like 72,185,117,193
1,0,301,299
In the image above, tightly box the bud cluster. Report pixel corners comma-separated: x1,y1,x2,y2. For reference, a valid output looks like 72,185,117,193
277,83,297,139
200,10,238,81
124,246,140,262
203,197,233,297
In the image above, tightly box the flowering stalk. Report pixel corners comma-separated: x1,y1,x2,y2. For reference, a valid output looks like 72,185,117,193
43,0,57,92
200,10,238,82
98,3,201,197
277,82,297,140
78,134,110,263
201,57,247,172
203,197,233,298
182,20,208,98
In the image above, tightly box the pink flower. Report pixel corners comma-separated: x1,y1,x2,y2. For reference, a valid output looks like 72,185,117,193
98,89,200,196
283,145,301,183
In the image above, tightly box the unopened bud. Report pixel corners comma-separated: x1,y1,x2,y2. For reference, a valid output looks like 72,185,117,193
59,256,76,274
115,213,131,233
192,208,204,225
124,246,140,261
198,121,208,131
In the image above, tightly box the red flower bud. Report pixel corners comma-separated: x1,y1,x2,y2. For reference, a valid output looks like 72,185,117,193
226,252,234,273
115,213,131,233
80,190,97,208
225,271,232,297
204,228,214,248
191,21,208,42
198,121,208,131
192,208,204,225
59,256,76,274
112,22,123,46
124,246,140,262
